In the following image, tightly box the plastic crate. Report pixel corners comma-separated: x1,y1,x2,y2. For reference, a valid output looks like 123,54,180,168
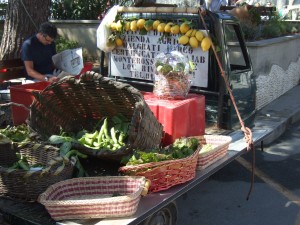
143,92,206,146
10,81,50,125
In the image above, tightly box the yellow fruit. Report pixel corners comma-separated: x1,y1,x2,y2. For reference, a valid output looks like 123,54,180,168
153,20,161,30
191,29,197,37
201,37,212,51
185,29,193,37
189,37,199,48
178,35,189,45
195,30,205,42
157,23,166,33
180,23,190,34
170,25,180,34
130,20,138,32
137,18,146,29
125,21,131,31
116,20,123,31
115,38,123,47
164,23,173,33
110,22,117,31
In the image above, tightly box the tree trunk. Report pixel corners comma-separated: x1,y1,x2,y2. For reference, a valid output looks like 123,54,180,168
0,0,51,60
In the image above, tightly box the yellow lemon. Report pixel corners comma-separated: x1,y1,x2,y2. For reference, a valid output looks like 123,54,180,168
157,23,166,33
189,37,199,48
195,30,205,42
115,38,123,47
180,23,190,34
130,20,138,32
191,29,197,37
116,20,123,31
164,23,173,33
110,22,117,31
153,20,161,30
178,35,189,45
185,29,193,37
170,25,180,34
137,18,146,29
201,37,212,51
125,21,131,31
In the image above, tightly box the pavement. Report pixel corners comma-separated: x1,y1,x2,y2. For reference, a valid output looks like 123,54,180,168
253,84,300,145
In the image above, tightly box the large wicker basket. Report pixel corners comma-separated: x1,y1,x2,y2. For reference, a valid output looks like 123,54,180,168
196,135,232,170
28,72,163,161
0,142,74,202
119,147,200,192
38,176,150,221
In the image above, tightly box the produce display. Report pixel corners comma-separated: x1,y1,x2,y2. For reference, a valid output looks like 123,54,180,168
121,137,200,166
77,114,129,150
0,124,30,144
109,17,212,51
153,50,194,99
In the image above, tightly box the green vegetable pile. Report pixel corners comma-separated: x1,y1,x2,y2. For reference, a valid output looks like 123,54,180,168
47,114,130,177
121,137,199,166
9,153,43,171
77,114,130,151
0,124,30,144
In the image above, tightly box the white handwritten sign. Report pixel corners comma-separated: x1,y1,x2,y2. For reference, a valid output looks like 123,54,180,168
110,30,209,88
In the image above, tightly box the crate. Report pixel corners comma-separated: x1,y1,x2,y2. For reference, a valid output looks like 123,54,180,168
38,176,150,221
143,92,205,146
9,81,50,125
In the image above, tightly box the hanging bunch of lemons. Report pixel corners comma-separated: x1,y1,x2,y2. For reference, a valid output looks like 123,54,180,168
109,18,212,52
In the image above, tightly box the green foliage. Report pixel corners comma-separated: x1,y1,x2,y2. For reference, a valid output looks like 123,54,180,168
50,0,134,20
55,36,80,53
240,22,261,41
241,12,299,41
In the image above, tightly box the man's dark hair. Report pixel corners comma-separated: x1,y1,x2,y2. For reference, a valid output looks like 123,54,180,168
39,22,58,39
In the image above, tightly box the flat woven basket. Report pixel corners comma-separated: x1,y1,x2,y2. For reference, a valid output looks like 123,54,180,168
196,135,232,170
38,176,149,221
0,142,74,202
28,72,163,161
119,147,200,192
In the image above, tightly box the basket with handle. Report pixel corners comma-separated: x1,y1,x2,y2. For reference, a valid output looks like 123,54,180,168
119,145,200,193
196,135,232,170
28,71,163,161
0,142,74,202
38,176,150,221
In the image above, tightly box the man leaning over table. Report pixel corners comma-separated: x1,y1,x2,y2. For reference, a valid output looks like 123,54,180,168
21,22,60,83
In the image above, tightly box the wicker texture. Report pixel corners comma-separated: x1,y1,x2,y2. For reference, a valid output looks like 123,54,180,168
28,72,163,160
38,176,148,221
0,143,74,202
119,148,200,192
196,135,232,170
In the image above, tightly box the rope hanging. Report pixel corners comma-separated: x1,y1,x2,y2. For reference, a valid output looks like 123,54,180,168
198,9,255,200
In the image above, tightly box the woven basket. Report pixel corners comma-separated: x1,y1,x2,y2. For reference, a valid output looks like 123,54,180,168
119,148,200,192
0,143,74,202
38,176,150,221
196,135,232,170
28,72,163,161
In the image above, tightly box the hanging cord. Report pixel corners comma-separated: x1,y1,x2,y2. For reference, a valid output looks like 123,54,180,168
20,0,38,30
198,9,255,200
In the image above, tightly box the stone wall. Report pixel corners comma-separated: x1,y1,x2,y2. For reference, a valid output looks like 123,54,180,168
247,34,300,110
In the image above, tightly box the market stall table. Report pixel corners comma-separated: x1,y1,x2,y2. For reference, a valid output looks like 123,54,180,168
0,128,268,225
